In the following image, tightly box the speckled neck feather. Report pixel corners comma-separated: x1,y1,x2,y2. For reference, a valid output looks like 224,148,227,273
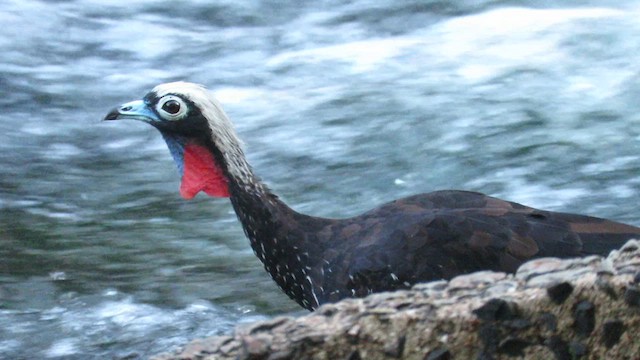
153,82,331,310
215,139,332,310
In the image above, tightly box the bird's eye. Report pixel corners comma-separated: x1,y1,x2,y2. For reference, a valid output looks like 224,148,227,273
162,100,181,114
156,95,187,120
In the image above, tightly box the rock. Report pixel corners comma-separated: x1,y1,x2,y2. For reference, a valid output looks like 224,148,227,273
546,282,573,304
152,240,640,360
572,300,595,337
623,286,640,307
601,319,625,349
425,348,451,360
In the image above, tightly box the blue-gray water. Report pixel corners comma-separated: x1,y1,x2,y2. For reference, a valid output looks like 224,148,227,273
3,1,640,358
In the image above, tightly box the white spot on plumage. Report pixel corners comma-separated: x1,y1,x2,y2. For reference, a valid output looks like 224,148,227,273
306,276,320,309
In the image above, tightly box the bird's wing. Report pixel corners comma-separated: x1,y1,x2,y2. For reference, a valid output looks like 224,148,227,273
341,190,640,296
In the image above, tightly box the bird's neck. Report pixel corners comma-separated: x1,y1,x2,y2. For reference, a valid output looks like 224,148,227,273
227,167,296,263
219,148,332,309
197,126,304,259
200,130,329,309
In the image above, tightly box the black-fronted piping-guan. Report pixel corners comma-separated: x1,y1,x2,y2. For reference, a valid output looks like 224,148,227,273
105,82,640,310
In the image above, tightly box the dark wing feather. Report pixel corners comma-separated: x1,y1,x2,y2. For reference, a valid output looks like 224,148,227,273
322,190,640,298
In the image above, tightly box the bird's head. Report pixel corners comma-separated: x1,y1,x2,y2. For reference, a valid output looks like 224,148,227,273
104,82,245,199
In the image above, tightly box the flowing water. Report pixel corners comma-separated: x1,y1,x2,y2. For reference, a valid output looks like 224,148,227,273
2,0,640,358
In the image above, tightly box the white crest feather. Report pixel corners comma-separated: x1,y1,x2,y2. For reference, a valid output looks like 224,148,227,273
153,81,254,183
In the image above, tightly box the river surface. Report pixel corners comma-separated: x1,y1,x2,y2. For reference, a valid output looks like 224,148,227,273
2,1,640,358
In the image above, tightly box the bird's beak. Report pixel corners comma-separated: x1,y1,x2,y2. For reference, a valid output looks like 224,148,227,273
104,100,159,122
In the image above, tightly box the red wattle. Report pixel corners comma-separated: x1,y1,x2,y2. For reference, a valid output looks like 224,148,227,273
180,143,230,199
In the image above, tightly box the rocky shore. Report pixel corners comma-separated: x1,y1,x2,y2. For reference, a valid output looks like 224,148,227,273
152,240,640,360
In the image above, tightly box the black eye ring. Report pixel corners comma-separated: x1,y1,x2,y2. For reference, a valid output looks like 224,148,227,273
162,99,181,114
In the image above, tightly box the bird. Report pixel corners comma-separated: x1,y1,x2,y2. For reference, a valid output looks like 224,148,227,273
105,81,640,311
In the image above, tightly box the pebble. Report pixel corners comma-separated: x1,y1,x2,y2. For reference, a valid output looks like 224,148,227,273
497,337,529,357
425,347,451,360
546,282,573,304
573,301,595,337
623,286,640,307
473,299,519,322
601,319,625,349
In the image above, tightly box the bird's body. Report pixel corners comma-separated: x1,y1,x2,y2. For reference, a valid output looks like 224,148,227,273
106,82,640,310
